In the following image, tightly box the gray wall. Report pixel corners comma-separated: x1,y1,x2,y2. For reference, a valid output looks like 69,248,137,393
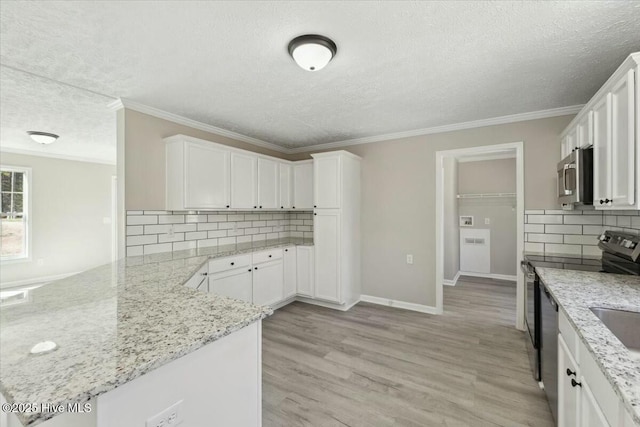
290,115,572,307
458,158,517,276
1,153,116,286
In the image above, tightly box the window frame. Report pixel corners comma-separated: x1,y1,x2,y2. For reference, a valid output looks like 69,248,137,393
1,165,32,263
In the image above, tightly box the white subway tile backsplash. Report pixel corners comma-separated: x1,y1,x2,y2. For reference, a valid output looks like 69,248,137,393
582,245,602,256
604,216,617,226
563,235,598,245
527,233,563,244
127,235,158,246
524,224,544,233
525,210,545,215
583,225,605,235
544,225,582,234
125,211,313,254
127,215,158,225
527,215,563,224
563,215,602,225
127,226,144,236
525,242,544,252
617,216,632,227
545,244,581,255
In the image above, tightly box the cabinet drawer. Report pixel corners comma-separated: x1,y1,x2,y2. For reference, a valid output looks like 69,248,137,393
209,254,252,274
253,248,283,264
559,309,579,359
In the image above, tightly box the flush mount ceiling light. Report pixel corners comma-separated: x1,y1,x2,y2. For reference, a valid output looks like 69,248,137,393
288,34,337,72
27,131,59,145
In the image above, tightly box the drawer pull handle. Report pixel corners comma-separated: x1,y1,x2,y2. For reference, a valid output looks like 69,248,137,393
566,369,576,377
571,379,582,388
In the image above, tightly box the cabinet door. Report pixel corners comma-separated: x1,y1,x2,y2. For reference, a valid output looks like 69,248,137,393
279,163,293,209
185,265,209,291
185,143,230,209
593,94,612,208
610,69,636,208
314,211,341,303
293,162,313,209
314,156,341,209
209,269,253,303
580,379,610,427
577,111,594,149
558,334,580,427
231,152,257,209
253,260,284,306
296,246,314,297
258,158,279,209
283,246,296,298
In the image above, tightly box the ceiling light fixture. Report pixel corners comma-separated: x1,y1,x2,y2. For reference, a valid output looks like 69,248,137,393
288,34,337,72
27,131,59,145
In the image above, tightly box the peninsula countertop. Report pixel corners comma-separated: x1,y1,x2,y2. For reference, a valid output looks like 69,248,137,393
0,238,312,426
535,267,640,425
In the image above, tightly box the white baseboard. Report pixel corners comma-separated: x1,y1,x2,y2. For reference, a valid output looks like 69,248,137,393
295,296,360,312
0,271,79,290
458,271,517,282
271,296,297,310
360,295,441,314
443,271,461,286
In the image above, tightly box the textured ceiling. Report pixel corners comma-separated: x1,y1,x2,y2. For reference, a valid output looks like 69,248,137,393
1,1,640,161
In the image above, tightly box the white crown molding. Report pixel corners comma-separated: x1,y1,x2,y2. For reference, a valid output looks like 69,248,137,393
108,98,290,154
0,147,116,165
288,104,584,154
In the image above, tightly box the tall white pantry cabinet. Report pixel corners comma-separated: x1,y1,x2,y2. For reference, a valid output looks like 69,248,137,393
311,151,362,309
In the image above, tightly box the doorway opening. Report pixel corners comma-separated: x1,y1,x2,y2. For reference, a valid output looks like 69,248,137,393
435,142,525,330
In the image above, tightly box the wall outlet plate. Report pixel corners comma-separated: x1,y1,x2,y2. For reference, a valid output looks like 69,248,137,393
406,254,413,265
484,218,490,225
146,400,184,427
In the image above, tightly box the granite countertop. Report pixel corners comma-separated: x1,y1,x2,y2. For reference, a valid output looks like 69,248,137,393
0,238,312,426
535,268,640,424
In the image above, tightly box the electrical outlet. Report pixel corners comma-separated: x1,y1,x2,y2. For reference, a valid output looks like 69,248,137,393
146,400,183,427
484,218,490,225
406,254,413,264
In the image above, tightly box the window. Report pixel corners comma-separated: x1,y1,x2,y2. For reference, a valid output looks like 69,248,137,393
1,166,30,261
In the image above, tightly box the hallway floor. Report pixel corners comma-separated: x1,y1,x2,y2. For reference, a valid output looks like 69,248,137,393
262,276,554,426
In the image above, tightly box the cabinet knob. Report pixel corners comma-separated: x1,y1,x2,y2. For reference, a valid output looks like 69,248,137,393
254,206,257,209
600,199,604,204
575,146,578,150
260,206,263,209
571,379,582,388
248,268,252,272
226,205,230,208
254,267,258,270
281,206,284,209
314,213,317,216
285,249,288,252
566,369,576,377
604,198,610,203
292,206,295,209
201,272,208,276
268,254,272,258
230,262,235,266
314,205,317,208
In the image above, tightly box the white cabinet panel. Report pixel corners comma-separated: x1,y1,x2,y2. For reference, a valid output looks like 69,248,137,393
283,246,296,299
293,162,313,209
184,143,230,209
296,246,314,297
459,228,490,274
593,94,612,208
253,260,283,306
581,379,611,427
209,268,253,303
577,112,594,149
279,163,293,209
558,334,580,427
231,152,257,209
610,69,636,208
314,156,341,208
314,211,341,303
258,157,279,209
185,264,209,292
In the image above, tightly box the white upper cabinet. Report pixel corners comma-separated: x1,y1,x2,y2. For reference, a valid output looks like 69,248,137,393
257,157,279,209
293,161,313,209
610,69,636,208
166,137,231,210
313,155,341,209
561,53,639,210
279,162,293,210
593,94,612,208
577,111,594,149
231,152,257,209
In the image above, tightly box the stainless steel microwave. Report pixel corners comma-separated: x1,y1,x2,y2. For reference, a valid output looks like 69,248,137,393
557,147,593,205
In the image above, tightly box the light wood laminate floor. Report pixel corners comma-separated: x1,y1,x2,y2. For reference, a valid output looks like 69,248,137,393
262,276,554,426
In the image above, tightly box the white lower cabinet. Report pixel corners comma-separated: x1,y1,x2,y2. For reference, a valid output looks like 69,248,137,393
252,259,283,306
558,310,635,427
283,246,296,299
209,268,253,303
296,246,314,297
313,210,341,303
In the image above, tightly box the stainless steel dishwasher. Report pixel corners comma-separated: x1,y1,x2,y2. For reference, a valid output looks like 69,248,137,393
541,281,558,424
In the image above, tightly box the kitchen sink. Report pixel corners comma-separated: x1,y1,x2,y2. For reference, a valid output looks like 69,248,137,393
590,307,640,356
